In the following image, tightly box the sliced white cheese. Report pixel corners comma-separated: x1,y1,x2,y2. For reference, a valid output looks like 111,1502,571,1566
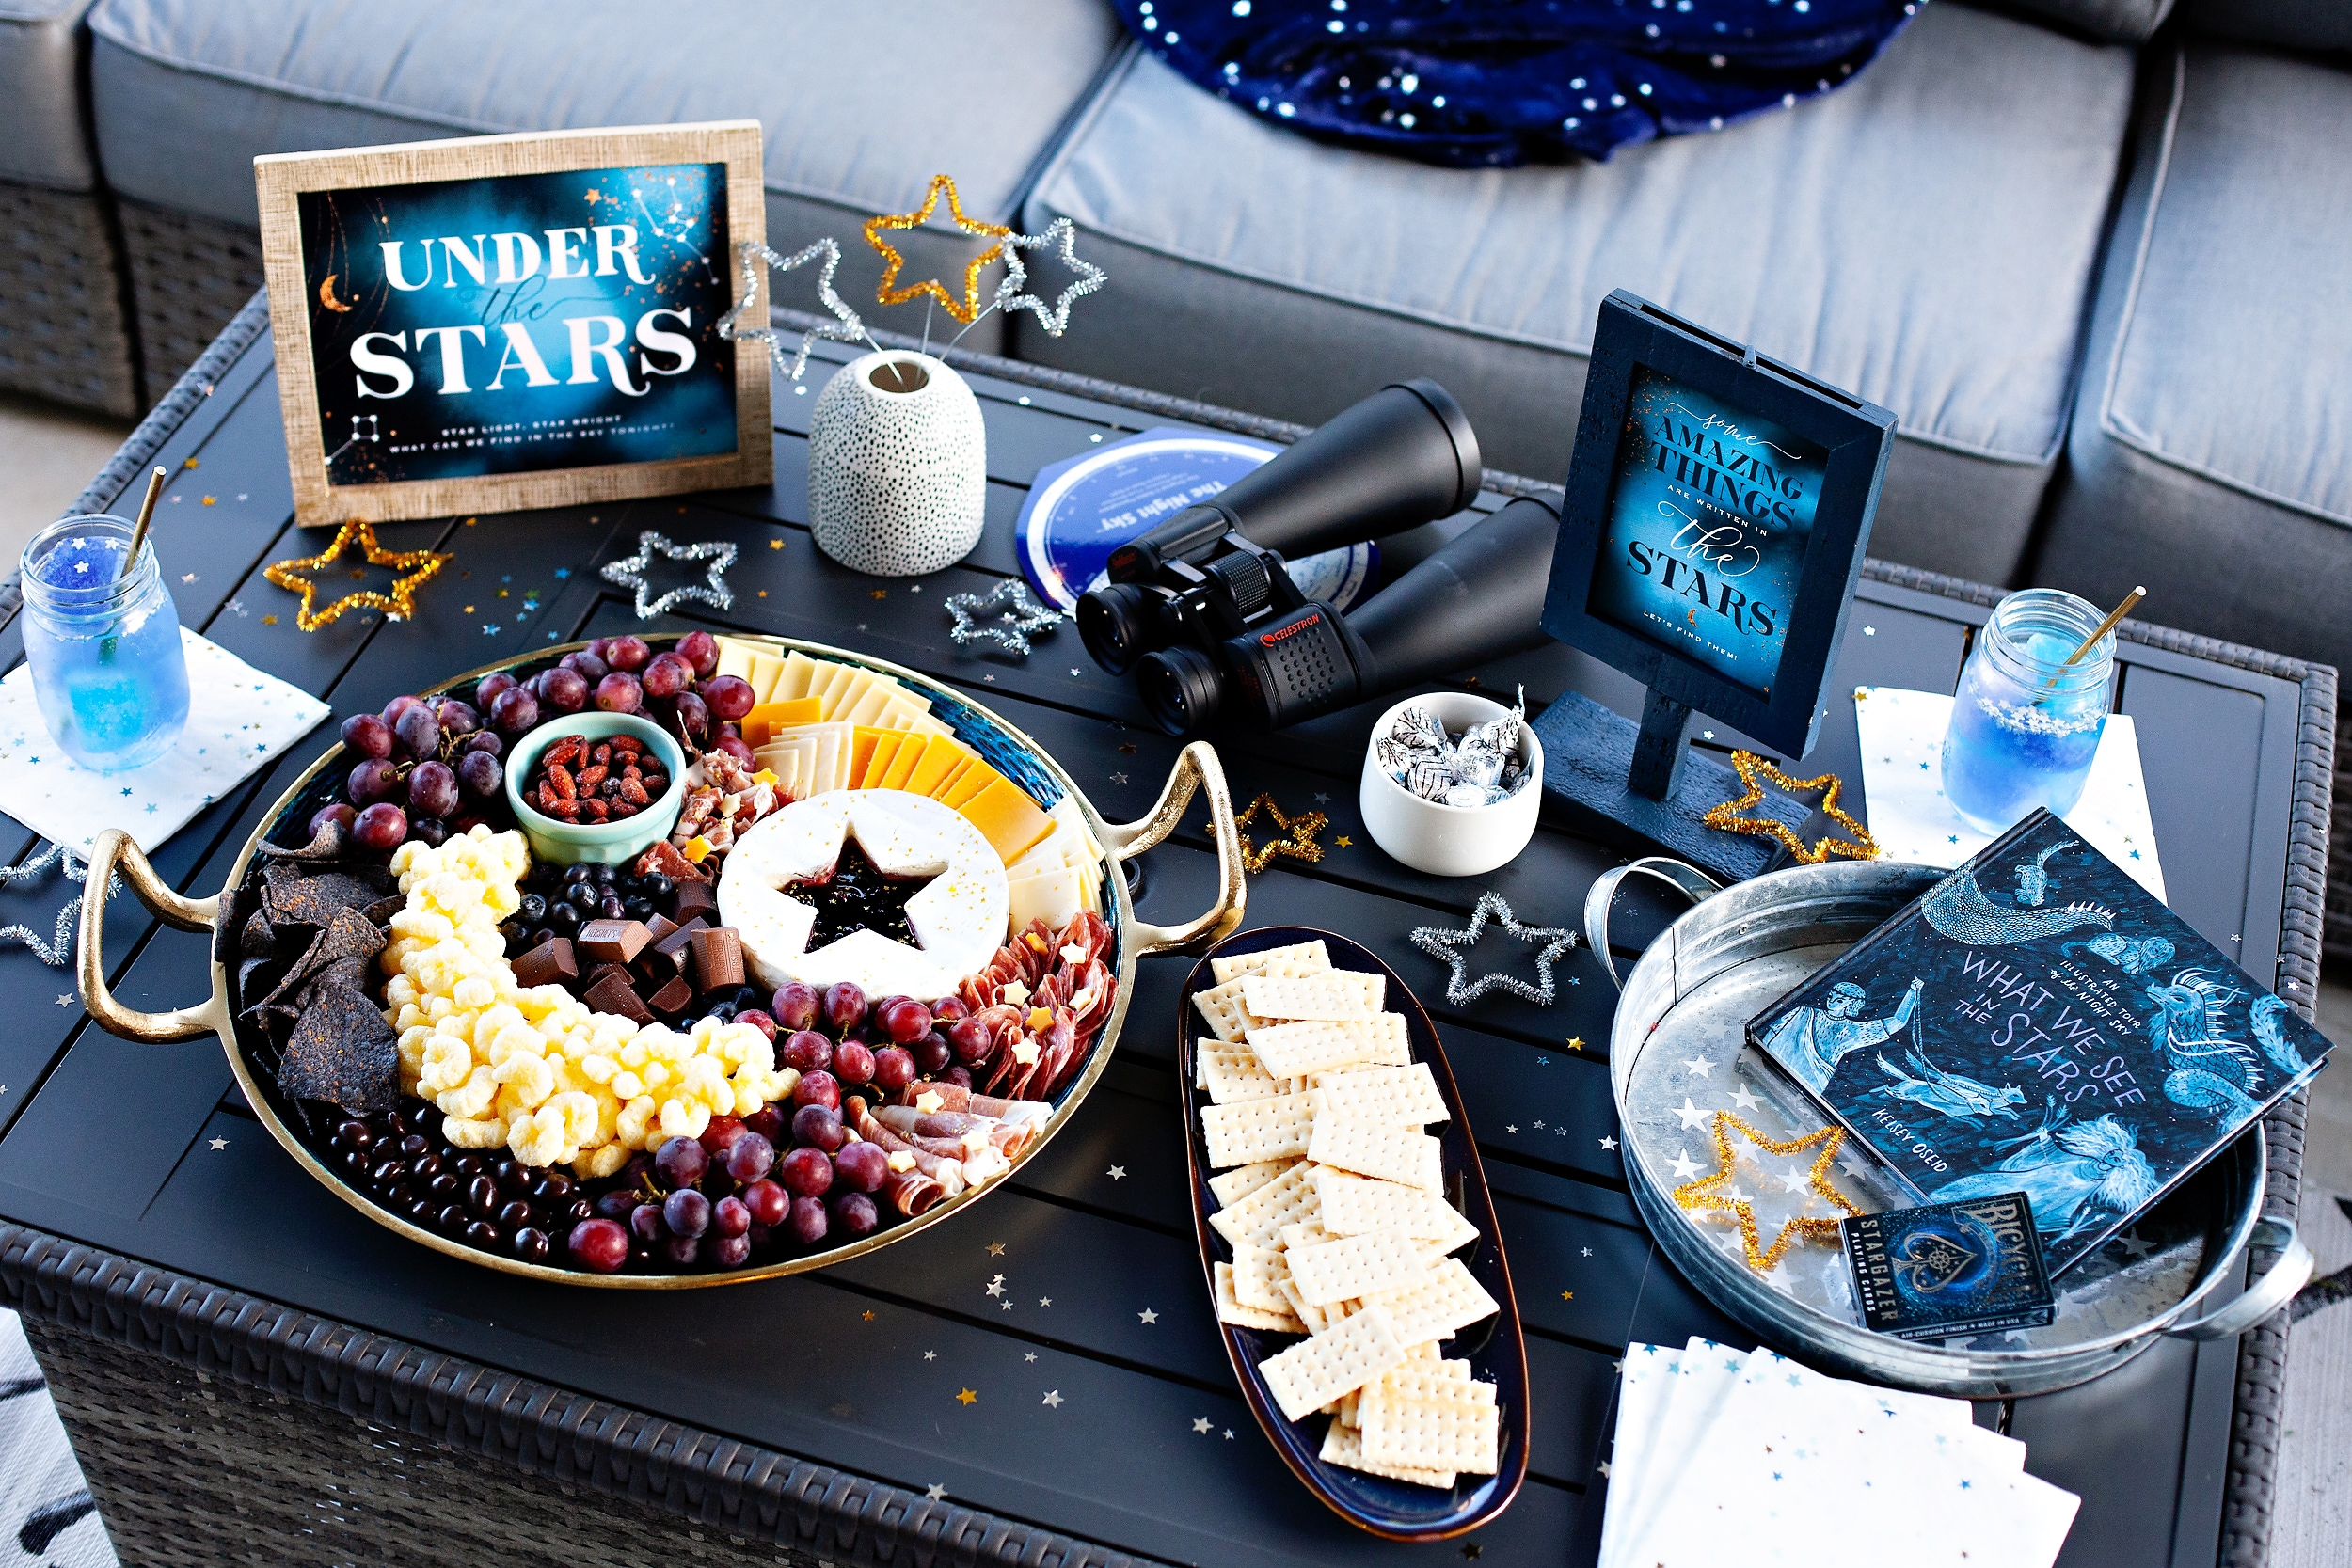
1008,865,1084,930
716,637,757,681
777,651,820,702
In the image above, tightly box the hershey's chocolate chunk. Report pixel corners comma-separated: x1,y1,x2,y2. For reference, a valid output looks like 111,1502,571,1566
644,913,681,945
587,962,631,990
512,937,580,990
691,927,747,991
576,918,651,965
672,879,718,920
645,975,695,1018
581,971,654,1024
649,916,708,963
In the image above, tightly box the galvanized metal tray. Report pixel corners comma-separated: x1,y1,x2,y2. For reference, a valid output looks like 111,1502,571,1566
1591,858,2312,1399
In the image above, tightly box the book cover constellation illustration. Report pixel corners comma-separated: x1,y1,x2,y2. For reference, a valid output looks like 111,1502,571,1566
1750,809,2332,1275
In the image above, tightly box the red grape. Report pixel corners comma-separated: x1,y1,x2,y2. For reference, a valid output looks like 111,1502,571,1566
490,687,539,736
777,1145,833,1197
567,1218,628,1273
677,630,719,678
832,1141,888,1195
661,1234,702,1268
653,1134,707,1189
382,693,423,726
407,760,459,819
393,705,441,759
642,654,691,699
463,731,503,756
946,1017,993,1066
872,1047,916,1092
880,998,931,1044
663,1187,711,1238
408,817,450,848
791,1102,847,1152
605,635,651,671
699,1116,749,1159
714,734,755,768
828,1191,880,1239
538,666,589,714
670,689,711,747
309,802,357,839
824,982,868,1034
709,1233,752,1268
742,1178,789,1227
734,1008,776,1041
771,982,820,1032
560,649,609,684
792,1070,841,1111
594,673,643,713
787,1195,828,1245
355,802,408,851
912,1033,952,1074
628,1203,665,1245
726,1132,776,1183
341,713,393,758
834,1040,875,1085
437,699,481,740
743,1104,786,1142
782,1029,832,1074
702,674,755,721
941,1066,974,1089
931,995,970,1022
348,757,401,806
457,750,502,800
475,672,517,709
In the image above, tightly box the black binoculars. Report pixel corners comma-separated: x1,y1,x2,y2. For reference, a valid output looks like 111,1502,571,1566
1074,380,1561,735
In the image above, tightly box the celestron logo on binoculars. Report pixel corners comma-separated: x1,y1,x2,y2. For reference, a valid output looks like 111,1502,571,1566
297,162,739,487
1260,613,1322,646
1591,365,1828,698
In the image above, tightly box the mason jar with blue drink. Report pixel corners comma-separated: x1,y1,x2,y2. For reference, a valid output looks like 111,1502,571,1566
1941,588,2114,833
21,514,191,771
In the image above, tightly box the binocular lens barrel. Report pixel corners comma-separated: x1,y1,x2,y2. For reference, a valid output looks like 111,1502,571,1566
1075,581,1155,674
1139,645,1224,734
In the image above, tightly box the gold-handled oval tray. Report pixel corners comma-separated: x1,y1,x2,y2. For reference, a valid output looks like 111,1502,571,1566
78,634,1245,1287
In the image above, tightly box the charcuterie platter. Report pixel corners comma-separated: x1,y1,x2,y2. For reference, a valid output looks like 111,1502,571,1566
78,633,1244,1287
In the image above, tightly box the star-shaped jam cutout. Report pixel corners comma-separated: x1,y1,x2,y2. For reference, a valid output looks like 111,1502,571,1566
1670,1111,1860,1273
788,839,924,947
863,173,1011,325
1233,792,1327,874
262,521,450,631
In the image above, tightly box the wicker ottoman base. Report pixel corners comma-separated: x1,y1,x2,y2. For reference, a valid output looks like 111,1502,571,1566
116,200,265,405
0,181,142,419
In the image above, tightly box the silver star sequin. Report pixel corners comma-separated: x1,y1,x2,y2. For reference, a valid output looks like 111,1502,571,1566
717,237,868,383
1408,892,1580,1006
944,579,1064,657
601,531,738,618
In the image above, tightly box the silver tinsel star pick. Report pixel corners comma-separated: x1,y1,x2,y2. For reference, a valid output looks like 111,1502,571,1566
1409,892,1580,1006
717,237,867,382
0,842,118,967
945,579,1065,657
601,531,738,618
992,218,1106,339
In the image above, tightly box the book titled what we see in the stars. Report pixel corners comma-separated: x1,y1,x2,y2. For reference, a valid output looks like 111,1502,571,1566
1749,810,2333,1276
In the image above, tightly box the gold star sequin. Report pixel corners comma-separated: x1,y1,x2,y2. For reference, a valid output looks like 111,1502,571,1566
861,1310,875,1321
770,537,784,549
1234,792,1327,874
1702,750,1878,865
1566,1037,1585,1051
263,521,450,631
1334,835,1354,847
1671,1112,1860,1273
863,174,1011,325
956,1387,978,1405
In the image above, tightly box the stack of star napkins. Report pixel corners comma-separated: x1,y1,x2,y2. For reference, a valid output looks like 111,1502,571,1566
1599,1339,2079,1568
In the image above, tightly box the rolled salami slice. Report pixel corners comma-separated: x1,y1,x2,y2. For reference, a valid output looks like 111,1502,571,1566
882,1166,943,1216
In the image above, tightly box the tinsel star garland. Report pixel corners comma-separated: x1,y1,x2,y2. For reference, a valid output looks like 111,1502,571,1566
262,521,451,631
992,217,1107,338
1407,891,1579,1006
1703,749,1879,865
863,174,1012,325
944,579,1064,657
1671,1111,1861,1274
1233,792,1327,874
716,236,872,383
0,842,119,967
600,531,739,618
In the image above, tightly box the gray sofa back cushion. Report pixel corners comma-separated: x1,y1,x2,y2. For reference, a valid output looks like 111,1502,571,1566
2180,0,2352,52
0,0,103,188
1992,0,2173,42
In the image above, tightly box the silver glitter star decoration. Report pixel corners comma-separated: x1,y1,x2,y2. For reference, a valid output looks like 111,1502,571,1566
601,531,739,618
992,218,1107,339
945,579,1065,657
1409,892,1580,1006
717,237,867,383
0,842,118,968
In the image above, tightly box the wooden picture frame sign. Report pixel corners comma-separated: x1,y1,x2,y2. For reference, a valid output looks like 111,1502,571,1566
257,121,772,527
1531,291,1898,879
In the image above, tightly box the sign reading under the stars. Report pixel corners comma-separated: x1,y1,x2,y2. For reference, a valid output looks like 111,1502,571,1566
1588,365,1828,699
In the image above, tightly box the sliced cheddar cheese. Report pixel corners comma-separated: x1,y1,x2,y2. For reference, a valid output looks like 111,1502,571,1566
958,776,1056,863
850,726,888,785
904,736,971,797
861,733,910,789
942,758,1001,809
878,737,927,791
741,697,825,749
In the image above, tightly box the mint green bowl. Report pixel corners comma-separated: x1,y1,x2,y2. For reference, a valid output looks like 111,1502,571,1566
502,712,687,866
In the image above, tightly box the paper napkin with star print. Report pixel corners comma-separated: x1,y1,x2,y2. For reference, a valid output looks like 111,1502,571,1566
1851,685,2164,900
1597,1340,2078,1568
0,626,329,854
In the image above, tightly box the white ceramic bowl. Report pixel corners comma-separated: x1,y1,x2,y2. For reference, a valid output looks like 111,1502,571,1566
1358,692,1543,878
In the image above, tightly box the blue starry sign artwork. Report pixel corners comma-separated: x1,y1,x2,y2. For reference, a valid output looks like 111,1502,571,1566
256,121,772,527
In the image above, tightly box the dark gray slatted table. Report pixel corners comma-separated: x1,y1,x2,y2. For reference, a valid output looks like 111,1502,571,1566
0,296,2328,1568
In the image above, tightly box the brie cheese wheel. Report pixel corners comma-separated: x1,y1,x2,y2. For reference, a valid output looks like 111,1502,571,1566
719,789,1009,999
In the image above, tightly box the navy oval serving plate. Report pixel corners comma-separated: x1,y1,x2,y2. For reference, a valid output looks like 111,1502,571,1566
1176,927,1530,1540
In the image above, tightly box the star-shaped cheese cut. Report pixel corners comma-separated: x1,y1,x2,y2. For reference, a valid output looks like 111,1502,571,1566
719,790,1009,1001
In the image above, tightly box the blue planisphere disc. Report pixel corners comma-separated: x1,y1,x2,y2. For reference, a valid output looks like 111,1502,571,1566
1016,428,1377,614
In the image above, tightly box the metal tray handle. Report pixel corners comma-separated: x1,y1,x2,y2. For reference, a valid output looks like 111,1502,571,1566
1100,740,1246,957
1582,855,1724,990
78,829,230,1043
2167,1218,2313,1339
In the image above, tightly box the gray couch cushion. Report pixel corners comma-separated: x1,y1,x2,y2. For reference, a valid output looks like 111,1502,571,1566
2179,0,2352,53
0,1,103,188
2038,45,2352,673
1019,2,2135,587
87,0,1124,350
1994,0,2173,43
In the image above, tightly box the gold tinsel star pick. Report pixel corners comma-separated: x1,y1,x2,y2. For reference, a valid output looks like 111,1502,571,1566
263,521,452,631
1233,792,1327,874
1672,1111,1861,1273
1702,749,1879,865
863,174,1011,325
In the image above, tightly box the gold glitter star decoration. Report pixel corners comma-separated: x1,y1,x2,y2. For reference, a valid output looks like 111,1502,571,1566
864,174,1011,325
1671,1111,1861,1273
1702,749,1879,865
262,521,451,631
1233,792,1327,873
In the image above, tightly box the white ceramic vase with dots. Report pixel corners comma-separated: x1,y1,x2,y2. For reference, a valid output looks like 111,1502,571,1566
806,349,987,577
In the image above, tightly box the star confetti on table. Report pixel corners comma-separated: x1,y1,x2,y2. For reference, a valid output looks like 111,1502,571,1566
945,579,1062,657
956,1388,978,1405
1234,792,1327,874
927,1484,946,1500
987,1241,1005,1256
262,521,451,630
1138,1308,1158,1324
863,173,1011,325
861,1310,876,1321
923,1350,936,1360
1193,1418,1214,1433
1407,892,1579,1006
1107,1164,1126,1180
1702,749,1878,864
1671,1111,1860,1273
1042,1390,1063,1407
209,1137,229,1150
600,530,738,618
